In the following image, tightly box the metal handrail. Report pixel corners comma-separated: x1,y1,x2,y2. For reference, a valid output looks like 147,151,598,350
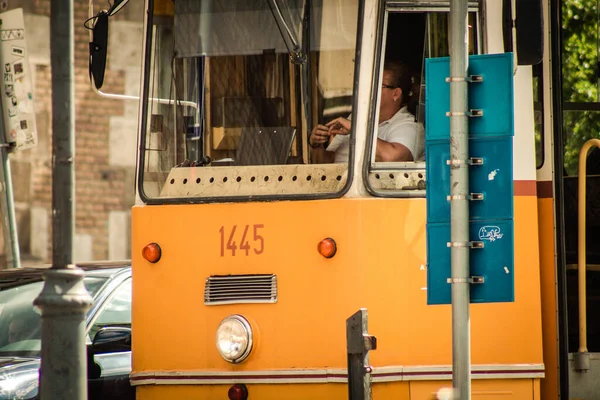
576,138,600,369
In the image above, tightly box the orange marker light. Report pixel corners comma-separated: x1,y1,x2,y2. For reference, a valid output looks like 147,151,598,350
318,238,337,258
142,242,162,263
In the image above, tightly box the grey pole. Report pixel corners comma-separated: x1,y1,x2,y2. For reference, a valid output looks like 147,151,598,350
2,146,21,269
0,144,21,269
0,79,20,269
449,0,471,399
33,0,93,398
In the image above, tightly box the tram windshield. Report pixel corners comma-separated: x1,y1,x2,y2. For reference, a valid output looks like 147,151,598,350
140,0,359,200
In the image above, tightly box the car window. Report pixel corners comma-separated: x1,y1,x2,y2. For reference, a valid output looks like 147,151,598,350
84,276,111,297
0,282,44,354
88,279,132,342
0,276,110,355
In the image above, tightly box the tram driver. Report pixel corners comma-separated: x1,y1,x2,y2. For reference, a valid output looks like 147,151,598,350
309,61,424,163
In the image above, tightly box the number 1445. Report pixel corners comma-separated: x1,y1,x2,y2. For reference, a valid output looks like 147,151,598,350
219,224,265,256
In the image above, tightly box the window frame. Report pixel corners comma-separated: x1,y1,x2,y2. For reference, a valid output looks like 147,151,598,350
532,61,545,170
136,0,367,205
86,277,132,343
363,0,484,198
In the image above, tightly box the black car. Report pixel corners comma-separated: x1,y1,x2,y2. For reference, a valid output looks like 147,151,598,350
0,262,133,400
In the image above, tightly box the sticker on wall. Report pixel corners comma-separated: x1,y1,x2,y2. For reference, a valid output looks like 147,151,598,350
0,29,24,41
0,8,37,150
10,46,23,56
12,61,22,77
478,226,504,242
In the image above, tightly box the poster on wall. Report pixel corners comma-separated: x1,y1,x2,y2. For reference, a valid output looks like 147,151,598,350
0,8,37,150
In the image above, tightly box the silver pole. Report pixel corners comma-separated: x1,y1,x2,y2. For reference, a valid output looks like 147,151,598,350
33,0,93,398
449,0,471,399
2,147,20,268
0,144,21,269
0,75,21,269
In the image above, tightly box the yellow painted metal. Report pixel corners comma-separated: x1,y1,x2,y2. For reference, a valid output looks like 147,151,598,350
131,196,543,400
135,381,411,400
537,197,559,400
134,379,539,400
409,379,537,399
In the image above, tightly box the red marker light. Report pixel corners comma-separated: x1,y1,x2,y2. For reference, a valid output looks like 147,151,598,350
228,384,248,400
318,238,337,258
142,243,161,263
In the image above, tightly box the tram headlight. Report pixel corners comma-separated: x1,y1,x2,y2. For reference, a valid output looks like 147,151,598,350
216,315,253,363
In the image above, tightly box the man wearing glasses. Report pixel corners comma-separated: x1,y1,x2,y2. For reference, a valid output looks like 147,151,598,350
309,61,424,163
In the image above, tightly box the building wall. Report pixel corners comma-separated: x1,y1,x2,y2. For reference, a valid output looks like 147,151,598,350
3,0,142,266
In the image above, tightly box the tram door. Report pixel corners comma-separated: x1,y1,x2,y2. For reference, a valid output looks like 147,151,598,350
555,0,600,397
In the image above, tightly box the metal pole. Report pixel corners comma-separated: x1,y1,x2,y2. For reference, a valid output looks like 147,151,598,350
2,148,21,269
0,76,21,269
33,0,93,398
573,138,600,372
0,144,21,268
449,0,470,399
346,309,376,400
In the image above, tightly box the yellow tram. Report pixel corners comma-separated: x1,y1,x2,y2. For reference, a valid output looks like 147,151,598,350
89,0,600,398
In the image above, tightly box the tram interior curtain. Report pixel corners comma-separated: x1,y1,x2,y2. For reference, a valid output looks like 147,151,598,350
174,0,305,57
173,0,358,58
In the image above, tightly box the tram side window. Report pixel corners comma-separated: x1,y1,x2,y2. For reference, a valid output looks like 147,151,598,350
366,9,479,194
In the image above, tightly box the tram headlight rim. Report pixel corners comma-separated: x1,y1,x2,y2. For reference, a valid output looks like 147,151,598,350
215,314,253,364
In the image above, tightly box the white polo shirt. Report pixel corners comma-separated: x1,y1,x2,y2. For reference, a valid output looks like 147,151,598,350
326,107,424,163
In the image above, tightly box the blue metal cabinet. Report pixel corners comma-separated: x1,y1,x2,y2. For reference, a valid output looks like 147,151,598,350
426,220,515,305
426,136,514,223
425,54,515,140
425,53,515,305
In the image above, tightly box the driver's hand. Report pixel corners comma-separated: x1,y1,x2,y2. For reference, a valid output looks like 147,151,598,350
310,124,330,148
326,117,351,135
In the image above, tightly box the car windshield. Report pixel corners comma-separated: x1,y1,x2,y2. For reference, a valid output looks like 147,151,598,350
0,276,108,356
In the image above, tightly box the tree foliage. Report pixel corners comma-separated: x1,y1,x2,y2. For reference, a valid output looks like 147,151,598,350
562,0,600,175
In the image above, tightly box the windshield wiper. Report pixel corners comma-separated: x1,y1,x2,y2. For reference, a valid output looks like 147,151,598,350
265,0,305,64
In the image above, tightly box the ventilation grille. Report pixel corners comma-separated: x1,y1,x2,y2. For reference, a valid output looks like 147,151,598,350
204,274,277,305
